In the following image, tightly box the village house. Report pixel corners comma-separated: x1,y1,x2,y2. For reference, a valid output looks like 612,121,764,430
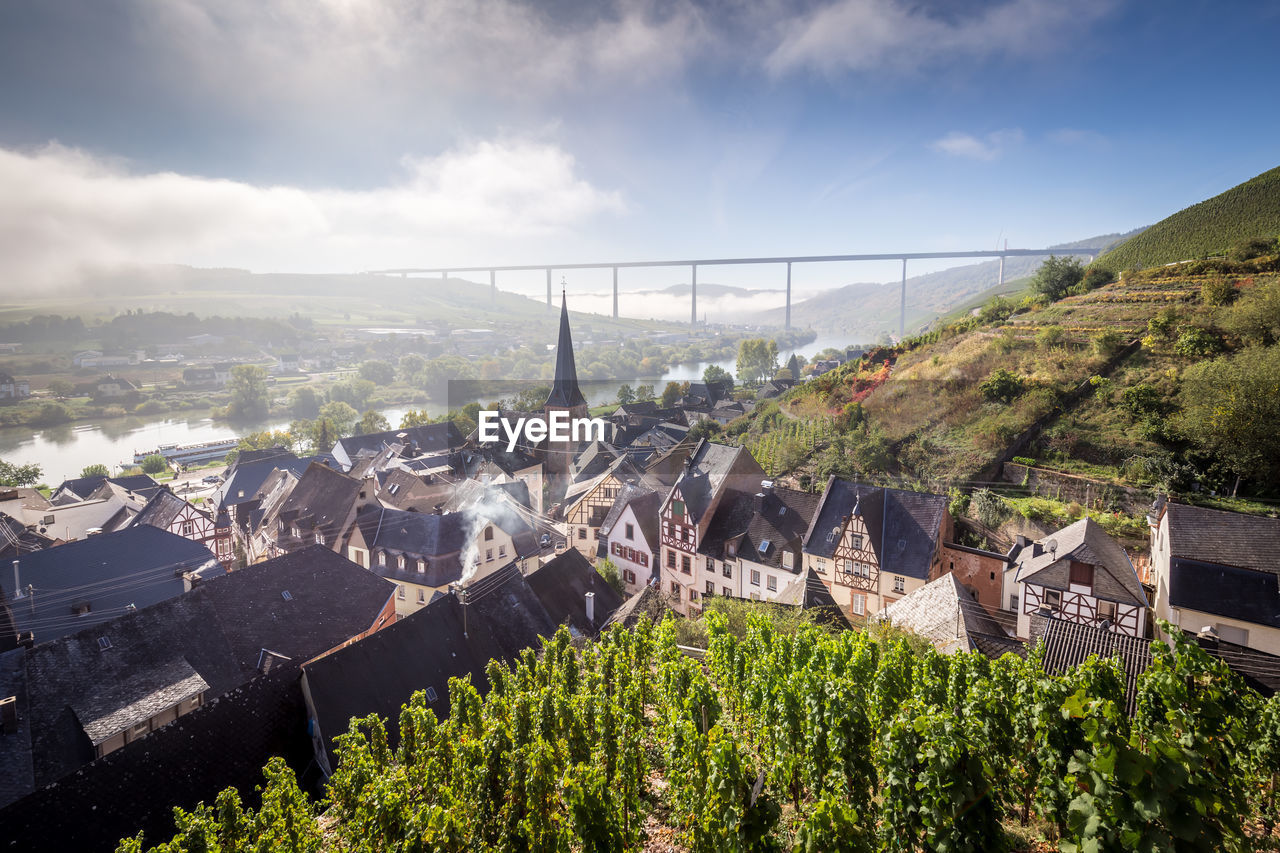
0,372,30,402
696,482,820,612
1149,499,1280,654
1007,517,1148,640
129,487,231,567
597,484,661,595
563,455,649,560
802,478,951,620
658,439,765,616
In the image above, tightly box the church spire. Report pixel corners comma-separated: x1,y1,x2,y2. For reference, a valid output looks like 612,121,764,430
544,288,587,409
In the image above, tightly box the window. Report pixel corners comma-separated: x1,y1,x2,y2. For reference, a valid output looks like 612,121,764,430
1097,599,1116,621
281,590,293,601
130,721,151,739
625,523,634,540
758,539,771,555
681,555,691,575
484,526,494,541
1045,589,1061,610
814,558,826,574
578,528,587,540
850,534,862,550
314,532,324,545
486,548,494,561
782,551,793,569
722,563,732,578
425,686,438,702
723,586,732,597
639,553,648,567
417,561,425,574
750,592,761,601
852,593,865,616
706,557,714,571
398,555,406,570
750,570,760,586
727,542,736,557
766,575,777,592
705,580,714,595
417,589,426,604
672,499,685,517
1010,594,1019,613
667,551,676,568
97,636,112,651
182,521,194,536
624,569,636,584
690,589,699,601
397,585,405,599
499,544,507,557
377,551,386,567
844,559,853,574
893,576,905,593
1069,562,1094,587
669,581,681,598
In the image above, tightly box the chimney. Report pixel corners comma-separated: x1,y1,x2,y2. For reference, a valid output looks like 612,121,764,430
11,561,20,599
0,696,17,735
585,591,595,625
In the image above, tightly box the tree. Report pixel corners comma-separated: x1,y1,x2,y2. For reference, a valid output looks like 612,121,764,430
398,353,427,383
979,368,1027,403
688,418,723,442
399,409,434,428
358,360,396,386
616,384,635,405
47,379,74,398
357,410,390,435
970,489,1009,528
140,454,169,475
635,384,655,402
227,365,270,420
703,364,734,389
80,463,110,478
595,558,626,596
0,459,42,487
1179,345,1280,492
736,338,780,385
1031,255,1085,302
330,378,375,410
319,401,359,437
289,386,321,418
661,381,683,408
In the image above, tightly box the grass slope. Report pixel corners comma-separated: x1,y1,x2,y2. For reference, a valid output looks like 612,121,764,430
1099,164,1280,270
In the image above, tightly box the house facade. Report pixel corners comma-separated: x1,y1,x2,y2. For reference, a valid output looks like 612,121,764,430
1008,517,1148,640
598,486,660,596
0,373,30,402
1149,500,1280,654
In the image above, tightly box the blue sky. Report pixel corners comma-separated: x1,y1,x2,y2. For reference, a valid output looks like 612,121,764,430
1,0,1278,298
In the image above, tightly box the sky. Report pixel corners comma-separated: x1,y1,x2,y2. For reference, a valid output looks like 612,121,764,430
1,0,1279,300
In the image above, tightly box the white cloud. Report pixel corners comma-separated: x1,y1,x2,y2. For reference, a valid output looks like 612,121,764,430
766,0,1115,76
930,129,1024,161
0,139,624,288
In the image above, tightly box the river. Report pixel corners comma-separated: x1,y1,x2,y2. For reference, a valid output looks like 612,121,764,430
0,334,857,483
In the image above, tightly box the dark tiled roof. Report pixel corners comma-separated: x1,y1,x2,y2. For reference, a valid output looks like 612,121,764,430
1033,614,1153,715
130,487,211,532
1169,558,1280,629
10,527,220,644
219,450,311,507
570,441,619,483
274,461,364,540
1165,502,1280,574
775,568,853,629
602,584,672,630
525,549,624,636
669,440,763,524
336,424,463,468
0,648,34,809
199,545,395,669
1013,517,1146,604
301,567,555,772
599,485,660,547
803,478,947,580
354,506,468,587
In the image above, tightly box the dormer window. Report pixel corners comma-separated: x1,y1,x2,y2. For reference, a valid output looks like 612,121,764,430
727,542,736,557
377,551,386,567
417,560,426,574
484,526,494,541
397,555,406,570
314,532,324,545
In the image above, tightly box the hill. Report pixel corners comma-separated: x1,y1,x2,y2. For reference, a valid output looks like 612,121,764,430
1098,164,1280,270
751,232,1138,340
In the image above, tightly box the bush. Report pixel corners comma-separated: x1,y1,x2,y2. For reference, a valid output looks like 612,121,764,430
1119,384,1163,419
140,454,169,474
1201,277,1236,306
1031,255,1086,301
1147,308,1178,340
970,488,1009,528
1035,325,1065,349
1228,236,1277,262
1012,456,1036,466
978,296,1014,324
1081,267,1113,290
1092,329,1124,357
1173,326,1224,357
979,368,1027,403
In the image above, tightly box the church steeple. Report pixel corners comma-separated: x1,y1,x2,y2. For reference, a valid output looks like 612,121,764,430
544,289,587,409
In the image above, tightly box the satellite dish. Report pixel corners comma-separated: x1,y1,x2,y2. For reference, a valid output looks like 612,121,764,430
1046,538,1058,555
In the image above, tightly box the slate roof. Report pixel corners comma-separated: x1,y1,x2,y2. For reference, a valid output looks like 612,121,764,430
803,478,948,580
274,461,364,541
0,511,51,558
353,506,470,587
10,526,221,644
1163,502,1280,574
73,658,209,746
775,568,853,629
544,294,588,409
218,448,311,507
877,573,1016,656
599,484,660,548
699,486,819,572
1013,517,1145,605
129,487,211,532
669,440,764,525
525,549,624,636
1032,613,1153,715
1168,558,1280,629
602,584,672,630
0,647,34,809
570,441,620,484
301,565,556,773
334,423,464,470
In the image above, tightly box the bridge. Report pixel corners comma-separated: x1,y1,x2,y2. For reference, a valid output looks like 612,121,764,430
369,247,1102,336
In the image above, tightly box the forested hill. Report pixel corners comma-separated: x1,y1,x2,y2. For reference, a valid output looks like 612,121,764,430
1099,164,1280,271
